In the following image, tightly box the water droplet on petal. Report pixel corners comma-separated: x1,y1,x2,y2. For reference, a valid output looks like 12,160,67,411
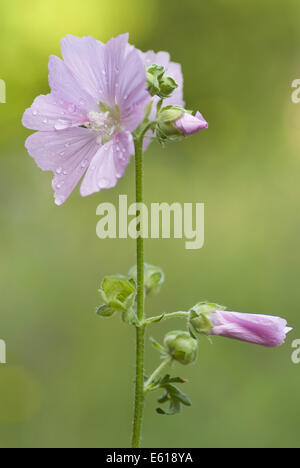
56,167,62,174
43,119,48,124
55,196,65,206
98,178,109,189
32,110,38,116
60,151,65,157
79,99,85,106
63,170,68,176
81,159,89,168
55,120,69,131
68,104,77,113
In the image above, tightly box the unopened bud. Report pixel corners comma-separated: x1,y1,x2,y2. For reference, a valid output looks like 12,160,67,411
189,302,225,334
164,331,198,365
129,263,165,295
174,111,208,136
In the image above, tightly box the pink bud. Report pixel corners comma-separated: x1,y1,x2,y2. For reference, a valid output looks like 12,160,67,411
174,111,208,136
207,310,292,348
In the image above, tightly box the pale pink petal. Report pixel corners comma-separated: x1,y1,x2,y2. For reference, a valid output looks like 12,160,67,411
175,111,208,135
80,131,134,197
22,94,88,131
102,34,150,131
48,55,98,116
25,128,99,205
60,35,106,104
208,311,292,348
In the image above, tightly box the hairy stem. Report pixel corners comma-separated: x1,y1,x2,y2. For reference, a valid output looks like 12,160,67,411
132,135,146,449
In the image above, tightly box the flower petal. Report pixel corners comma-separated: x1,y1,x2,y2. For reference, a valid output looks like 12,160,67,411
60,35,106,103
22,94,88,132
48,55,98,116
174,111,208,135
25,128,99,205
209,311,292,348
80,131,134,197
99,34,149,132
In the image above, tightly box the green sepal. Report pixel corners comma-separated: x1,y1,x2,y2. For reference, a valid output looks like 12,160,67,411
122,307,138,326
96,305,116,318
129,263,165,296
150,337,168,355
147,65,179,99
189,301,226,335
99,275,136,312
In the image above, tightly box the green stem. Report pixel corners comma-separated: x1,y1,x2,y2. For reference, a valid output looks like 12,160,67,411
144,357,172,392
132,135,146,449
144,311,189,325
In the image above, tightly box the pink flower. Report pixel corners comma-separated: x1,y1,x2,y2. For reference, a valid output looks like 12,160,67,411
23,34,150,205
207,310,292,348
174,111,208,135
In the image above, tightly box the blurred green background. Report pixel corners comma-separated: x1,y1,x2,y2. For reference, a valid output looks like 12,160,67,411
0,0,299,448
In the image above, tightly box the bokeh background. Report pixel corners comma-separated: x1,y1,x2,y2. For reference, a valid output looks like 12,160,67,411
0,0,300,448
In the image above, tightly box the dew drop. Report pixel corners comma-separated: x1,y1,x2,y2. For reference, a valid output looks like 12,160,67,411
79,99,85,106
56,167,62,174
68,104,76,113
98,178,109,189
43,119,48,124
63,170,68,176
55,196,65,206
32,110,38,116
60,151,65,157
55,120,68,131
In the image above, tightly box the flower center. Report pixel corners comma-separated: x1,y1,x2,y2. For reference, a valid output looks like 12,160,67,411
86,106,120,145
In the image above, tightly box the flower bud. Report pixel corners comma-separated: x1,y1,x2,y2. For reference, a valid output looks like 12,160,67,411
164,331,198,365
189,302,225,335
189,302,292,347
174,111,208,135
99,275,136,312
147,65,178,98
129,263,165,296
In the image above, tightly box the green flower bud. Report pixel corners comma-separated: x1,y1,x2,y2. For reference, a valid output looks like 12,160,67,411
159,76,179,99
164,331,198,365
129,263,165,296
147,65,178,99
189,302,226,334
156,106,185,142
99,275,136,312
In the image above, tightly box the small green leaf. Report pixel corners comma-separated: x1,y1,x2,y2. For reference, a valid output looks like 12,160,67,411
164,384,192,407
147,314,165,325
